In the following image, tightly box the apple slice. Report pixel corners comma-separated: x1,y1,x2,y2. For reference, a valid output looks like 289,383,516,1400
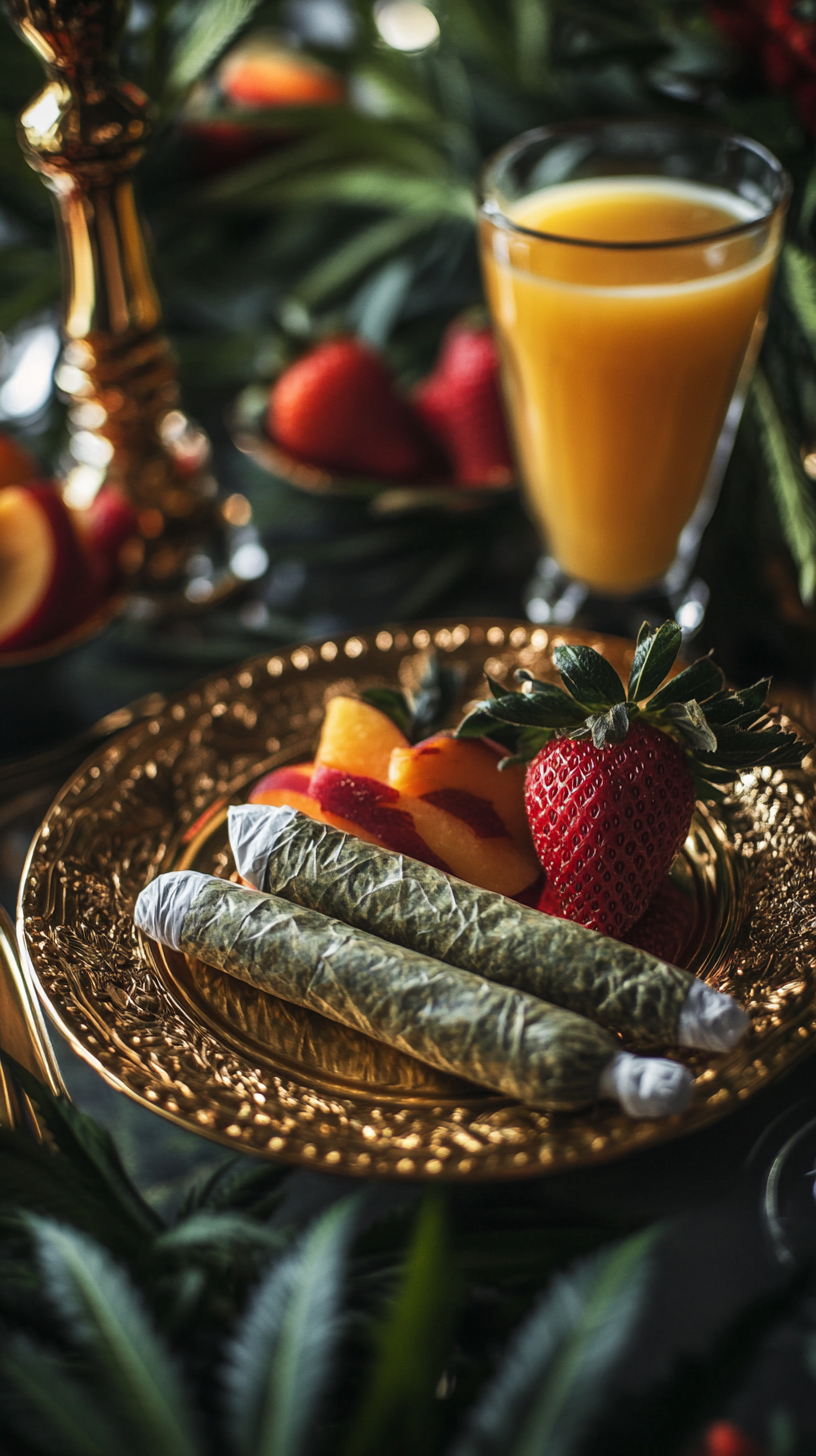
0,484,91,653
313,696,410,782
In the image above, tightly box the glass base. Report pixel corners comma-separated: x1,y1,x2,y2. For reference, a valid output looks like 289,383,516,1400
524,554,709,640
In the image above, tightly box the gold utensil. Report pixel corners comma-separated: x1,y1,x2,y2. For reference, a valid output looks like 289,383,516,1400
8,0,230,601
0,903,65,1136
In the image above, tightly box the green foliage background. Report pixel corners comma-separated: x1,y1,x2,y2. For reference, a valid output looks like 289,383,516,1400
3,0,816,635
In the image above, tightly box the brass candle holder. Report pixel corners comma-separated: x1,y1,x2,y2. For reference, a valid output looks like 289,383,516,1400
8,0,232,602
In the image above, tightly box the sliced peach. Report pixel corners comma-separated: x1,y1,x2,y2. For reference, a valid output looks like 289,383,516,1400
310,765,538,896
251,762,314,797
388,733,531,845
313,696,409,782
247,780,384,847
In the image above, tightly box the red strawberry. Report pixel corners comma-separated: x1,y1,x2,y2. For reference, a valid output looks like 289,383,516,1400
268,338,434,480
525,721,695,937
414,323,514,487
619,876,690,962
695,1422,764,1456
455,621,807,938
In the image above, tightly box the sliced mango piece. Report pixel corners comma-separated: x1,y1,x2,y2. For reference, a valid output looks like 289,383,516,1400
313,696,409,782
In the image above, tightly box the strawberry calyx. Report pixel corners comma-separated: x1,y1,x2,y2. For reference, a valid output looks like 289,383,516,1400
456,620,809,800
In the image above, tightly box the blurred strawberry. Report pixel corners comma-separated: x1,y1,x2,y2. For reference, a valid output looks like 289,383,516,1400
269,337,435,480
692,1421,764,1456
620,877,691,964
709,0,816,132
414,322,515,487
72,487,139,594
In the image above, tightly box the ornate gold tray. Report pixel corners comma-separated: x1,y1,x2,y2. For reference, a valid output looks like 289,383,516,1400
17,620,816,1179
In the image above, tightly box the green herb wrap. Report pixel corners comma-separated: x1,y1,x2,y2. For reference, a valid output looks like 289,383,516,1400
228,805,747,1052
137,870,622,1109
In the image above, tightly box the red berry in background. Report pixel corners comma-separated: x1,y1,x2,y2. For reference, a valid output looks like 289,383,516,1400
414,323,515,487
620,876,691,964
524,721,697,937
73,487,139,593
696,1421,764,1456
269,337,435,480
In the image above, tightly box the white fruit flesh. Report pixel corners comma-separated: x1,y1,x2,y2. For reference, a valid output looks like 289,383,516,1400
0,487,55,643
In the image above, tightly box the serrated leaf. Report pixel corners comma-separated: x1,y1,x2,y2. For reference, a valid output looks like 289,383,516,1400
646,656,724,711
7,1059,159,1243
703,680,771,726
782,241,816,356
155,1212,287,1256
344,1196,456,1456
589,703,630,749
169,0,265,90
658,700,718,755
455,703,508,739
225,1198,356,1456
752,366,816,606
31,1220,198,1456
552,644,626,711
1,1333,123,1456
450,1229,657,1456
361,688,413,737
477,690,584,729
627,621,682,702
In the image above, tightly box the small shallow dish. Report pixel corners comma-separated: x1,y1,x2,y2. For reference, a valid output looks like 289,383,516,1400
16,619,816,1180
229,385,517,515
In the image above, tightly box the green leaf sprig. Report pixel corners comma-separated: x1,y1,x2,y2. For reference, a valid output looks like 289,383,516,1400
361,650,466,744
456,621,809,800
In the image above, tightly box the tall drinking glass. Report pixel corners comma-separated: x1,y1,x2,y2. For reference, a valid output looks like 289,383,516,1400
479,120,790,632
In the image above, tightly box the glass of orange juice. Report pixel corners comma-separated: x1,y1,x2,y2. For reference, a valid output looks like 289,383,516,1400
480,120,790,631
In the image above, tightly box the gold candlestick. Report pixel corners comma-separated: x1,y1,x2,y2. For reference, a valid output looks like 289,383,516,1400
8,0,228,599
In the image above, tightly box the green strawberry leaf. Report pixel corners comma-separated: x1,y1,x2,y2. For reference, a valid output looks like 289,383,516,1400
589,703,630,749
455,703,508,739
702,681,772,726
646,656,725,710
551,645,626,711
360,688,414,738
627,621,682,703
470,691,583,730
658,700,718,755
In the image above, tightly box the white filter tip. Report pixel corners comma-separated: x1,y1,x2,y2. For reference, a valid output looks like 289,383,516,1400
676,978,750,1052
599,1052,693,1119
228,803,297,889
134,870,213,950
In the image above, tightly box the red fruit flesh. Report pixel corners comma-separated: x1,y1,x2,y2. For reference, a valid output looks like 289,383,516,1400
310,765,452,870
414,325,514,486
524,720,696,937
269,338,433,480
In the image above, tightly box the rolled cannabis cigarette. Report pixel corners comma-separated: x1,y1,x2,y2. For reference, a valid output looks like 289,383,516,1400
135,870,693,1117
228,804,748,1052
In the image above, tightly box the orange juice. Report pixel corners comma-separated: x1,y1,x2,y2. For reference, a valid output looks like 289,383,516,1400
480,178,781,592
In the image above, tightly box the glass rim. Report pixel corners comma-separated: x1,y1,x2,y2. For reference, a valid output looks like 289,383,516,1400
479,118,793,253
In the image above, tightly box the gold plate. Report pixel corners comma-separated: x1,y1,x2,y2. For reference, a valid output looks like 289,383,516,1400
17,620,816,1180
